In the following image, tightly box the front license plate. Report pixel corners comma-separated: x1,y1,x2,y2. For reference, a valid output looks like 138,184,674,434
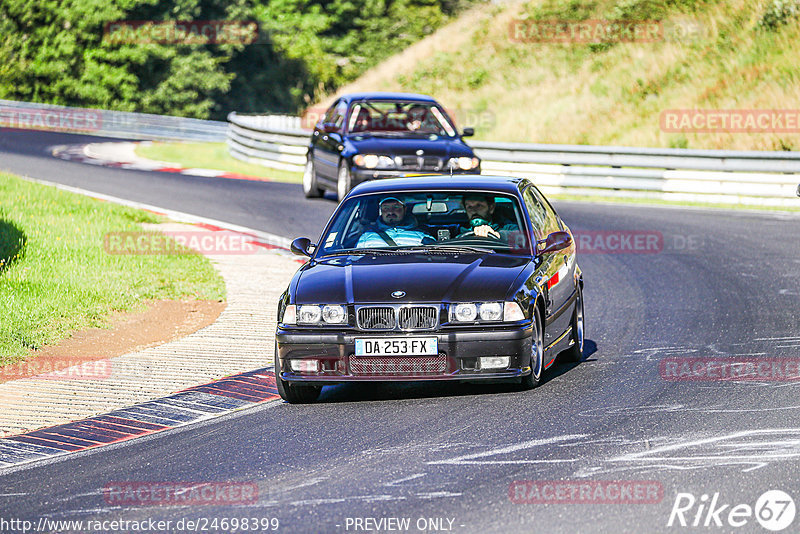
355,337,438,356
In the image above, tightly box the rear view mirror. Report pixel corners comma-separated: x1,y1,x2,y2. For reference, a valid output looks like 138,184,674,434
291,237,315,257
537,231,572,255
411,201,449,215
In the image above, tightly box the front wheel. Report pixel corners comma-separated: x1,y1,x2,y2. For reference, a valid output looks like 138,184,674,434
520,307,544,390
302,158,323,198
561,285,584,363
337,160,352,201
274,342,321,404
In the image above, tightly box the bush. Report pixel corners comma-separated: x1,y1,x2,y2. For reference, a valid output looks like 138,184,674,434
758,0,800,30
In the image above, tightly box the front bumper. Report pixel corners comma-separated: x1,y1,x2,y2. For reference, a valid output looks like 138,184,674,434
275,323,532,384
351,166,481,187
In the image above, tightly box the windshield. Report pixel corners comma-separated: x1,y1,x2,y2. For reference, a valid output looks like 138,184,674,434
347,100,457,137
316,191,531,256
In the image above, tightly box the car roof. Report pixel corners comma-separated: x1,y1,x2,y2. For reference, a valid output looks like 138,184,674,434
339,92,438,104
349,175,529,197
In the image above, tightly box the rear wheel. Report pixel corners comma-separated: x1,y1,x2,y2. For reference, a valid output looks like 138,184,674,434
274,342,321,404
302,158,323,198
562,285,584,363
337,160,352,201
520,307,543,390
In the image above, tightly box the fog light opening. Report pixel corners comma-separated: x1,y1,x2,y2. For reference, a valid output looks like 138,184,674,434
289,359,320,373
479,356,510,370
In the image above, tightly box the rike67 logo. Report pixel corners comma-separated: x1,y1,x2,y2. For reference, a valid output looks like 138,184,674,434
668,490,796,531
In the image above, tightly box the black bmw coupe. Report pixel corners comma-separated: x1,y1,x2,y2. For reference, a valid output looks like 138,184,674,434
303,92,480,200
275,175,584,403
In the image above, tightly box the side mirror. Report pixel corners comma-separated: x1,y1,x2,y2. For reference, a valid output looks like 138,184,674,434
462,127,475,137
322,123,339,134
537,231,572,255
291,237,315,257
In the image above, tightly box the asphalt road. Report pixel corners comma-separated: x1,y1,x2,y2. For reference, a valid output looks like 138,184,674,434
2,130,800,534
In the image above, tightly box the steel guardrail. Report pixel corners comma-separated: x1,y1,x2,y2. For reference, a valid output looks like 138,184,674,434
2,99,795,206
227,111,800,206
0,99,227,142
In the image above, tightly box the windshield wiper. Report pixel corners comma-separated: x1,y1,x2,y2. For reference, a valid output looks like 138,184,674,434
317,248,398,257
397,245,494,254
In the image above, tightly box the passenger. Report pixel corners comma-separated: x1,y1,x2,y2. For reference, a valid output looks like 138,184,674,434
459,193,518,240
352,108,371,132
356,197,435,248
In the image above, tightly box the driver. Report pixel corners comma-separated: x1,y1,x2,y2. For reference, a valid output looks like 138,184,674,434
405,105,429,132
356,197,435,248
459,193,518,240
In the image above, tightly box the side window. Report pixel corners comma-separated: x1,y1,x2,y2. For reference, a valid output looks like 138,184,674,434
323,100,339,124
523,187,548,240
531,187,562,235
329,101,348,131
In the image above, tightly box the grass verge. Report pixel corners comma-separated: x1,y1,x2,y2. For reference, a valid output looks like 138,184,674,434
0,172,226,365
136,141,303,183
333,0,800,151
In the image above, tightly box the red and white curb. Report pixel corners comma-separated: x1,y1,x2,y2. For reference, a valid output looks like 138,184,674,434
51,142,273,183
0,369,280,471
0,178,307,470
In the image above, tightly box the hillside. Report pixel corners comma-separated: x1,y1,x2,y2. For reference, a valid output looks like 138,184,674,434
325,0,800,151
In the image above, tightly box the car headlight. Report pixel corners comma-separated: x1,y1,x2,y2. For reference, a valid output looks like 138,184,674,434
450,303,477,322
450,301,523,323
353,154,394,169
282,304,297,324
503,302,526,321
322,305,347,324
295,304,348,325
479,302,503,321
448,157,480,170
298,305,322,324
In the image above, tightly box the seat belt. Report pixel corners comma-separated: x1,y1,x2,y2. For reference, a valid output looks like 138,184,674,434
375,229,397,247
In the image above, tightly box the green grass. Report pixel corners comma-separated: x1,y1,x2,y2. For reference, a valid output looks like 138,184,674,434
136,141,303,184
335,0,800,151
0,173,226,364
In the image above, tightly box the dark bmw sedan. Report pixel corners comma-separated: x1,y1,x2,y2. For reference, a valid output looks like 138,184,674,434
274,175,584,403
303,92,480,200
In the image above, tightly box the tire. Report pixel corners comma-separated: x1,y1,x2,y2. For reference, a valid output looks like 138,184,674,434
562,285,584,363
302,158,323,198
274,342,321,404
337,160,352,201
520,306,544,390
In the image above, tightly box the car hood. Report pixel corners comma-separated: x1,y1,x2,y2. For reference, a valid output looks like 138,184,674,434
294,253,529,304
345,136,474,158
